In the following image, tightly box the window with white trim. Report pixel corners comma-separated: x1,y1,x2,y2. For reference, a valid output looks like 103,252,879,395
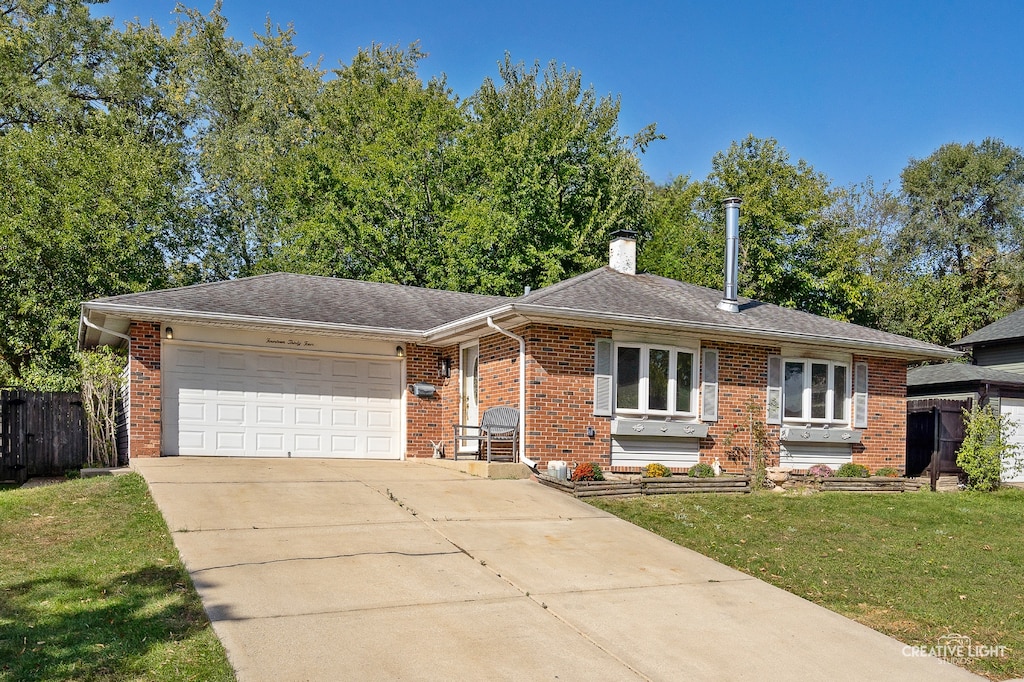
614,343,698,416
782,359,849,424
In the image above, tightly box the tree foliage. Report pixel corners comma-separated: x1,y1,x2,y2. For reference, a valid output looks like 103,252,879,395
5,0,1024,392
0,0,185,387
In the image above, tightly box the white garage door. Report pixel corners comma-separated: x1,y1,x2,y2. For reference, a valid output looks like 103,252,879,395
162,345,401,458
1001,398,1024,483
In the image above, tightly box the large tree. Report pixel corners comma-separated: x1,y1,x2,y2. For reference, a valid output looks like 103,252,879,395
174,3,323,280
876,139,1024,345
455,55,657,294
0,0,186,387
271,43,465,287
641,136,876,321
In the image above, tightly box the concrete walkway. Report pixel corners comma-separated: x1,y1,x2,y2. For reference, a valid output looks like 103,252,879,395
134,457,978,681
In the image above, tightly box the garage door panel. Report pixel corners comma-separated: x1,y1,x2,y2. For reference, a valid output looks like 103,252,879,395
256,405,285,425
332,360,358,378
332,409,357,427
294,407,323,425
217,351,247,370
179,430,206,449
295,357,322,375
331,435,357,454
176,349,207,368
164,345,401,459
216,404,246,424
256,433,285,453
366,410,394,428
367,362,394,380
179,402,206,422
256,355,286,373
216,432,246,450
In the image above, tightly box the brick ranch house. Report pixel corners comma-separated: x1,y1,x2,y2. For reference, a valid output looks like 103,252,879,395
79,228,956,474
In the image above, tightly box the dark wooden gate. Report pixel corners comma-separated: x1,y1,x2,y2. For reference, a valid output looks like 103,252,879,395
1,390,89,483
906,398,969,489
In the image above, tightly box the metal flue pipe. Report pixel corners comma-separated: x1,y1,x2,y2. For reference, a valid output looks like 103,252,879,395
717,197,742,313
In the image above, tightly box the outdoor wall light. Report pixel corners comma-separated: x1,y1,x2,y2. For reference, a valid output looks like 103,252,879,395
165,327,173,340
396,345,405,358
586,425,596,438
438,357,451,378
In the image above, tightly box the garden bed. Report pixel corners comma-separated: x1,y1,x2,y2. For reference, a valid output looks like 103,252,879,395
781,474,924,493
536,473,751,498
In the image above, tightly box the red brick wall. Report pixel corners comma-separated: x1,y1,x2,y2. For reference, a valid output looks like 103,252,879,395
405,342,459,458
698,340,783,472
521,324,611,467
455,327,910,475
128,321,162,458
852,355,907,472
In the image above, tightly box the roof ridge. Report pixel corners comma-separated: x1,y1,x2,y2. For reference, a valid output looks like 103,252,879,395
95,272,290,302
521,267,624,303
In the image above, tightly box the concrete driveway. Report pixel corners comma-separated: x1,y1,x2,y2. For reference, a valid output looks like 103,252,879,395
134,457,977,681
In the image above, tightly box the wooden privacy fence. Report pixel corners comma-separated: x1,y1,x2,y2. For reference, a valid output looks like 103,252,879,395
906,398,969,490
0,389,89,483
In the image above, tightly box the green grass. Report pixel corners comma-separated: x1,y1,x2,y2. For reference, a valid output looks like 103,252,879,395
0,474,234,681
592,488,1024,680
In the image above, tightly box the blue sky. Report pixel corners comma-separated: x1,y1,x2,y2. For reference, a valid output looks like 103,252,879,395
98,0,1024,189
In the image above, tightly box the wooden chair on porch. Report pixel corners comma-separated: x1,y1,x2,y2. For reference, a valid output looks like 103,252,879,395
452,406,520,462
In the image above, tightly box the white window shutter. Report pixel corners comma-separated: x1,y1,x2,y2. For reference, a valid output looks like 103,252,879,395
853,361,869,429
594,338,613,416
701,349,719,422
766,355,782,425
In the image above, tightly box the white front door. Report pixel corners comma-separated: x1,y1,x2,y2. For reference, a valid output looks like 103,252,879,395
1000,398,1024,482
162,344,402,458
460,343,480,452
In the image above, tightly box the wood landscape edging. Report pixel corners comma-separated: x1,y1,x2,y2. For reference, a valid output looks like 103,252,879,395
535,473,752,498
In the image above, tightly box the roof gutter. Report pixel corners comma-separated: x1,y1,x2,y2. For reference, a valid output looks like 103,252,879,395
82,302,426,342
504,304,960,361
486,316,534,470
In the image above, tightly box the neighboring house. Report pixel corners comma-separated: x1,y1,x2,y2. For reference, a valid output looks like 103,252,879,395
80,221,955,474
908,308,1024,482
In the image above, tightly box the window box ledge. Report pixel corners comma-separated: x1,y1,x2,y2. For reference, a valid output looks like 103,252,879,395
612,418,709,438
779,426,862,444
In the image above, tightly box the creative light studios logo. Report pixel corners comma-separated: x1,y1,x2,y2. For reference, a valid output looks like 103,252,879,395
903,633,1007,663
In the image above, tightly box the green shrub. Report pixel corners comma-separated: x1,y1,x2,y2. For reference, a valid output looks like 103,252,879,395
957,405,1022,491
835,462,869,478
571,462,605,482
643,463,672,478
874,466,899,477
688,462,716,478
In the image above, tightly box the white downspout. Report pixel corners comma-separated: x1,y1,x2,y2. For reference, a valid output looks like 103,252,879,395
486,317,534,469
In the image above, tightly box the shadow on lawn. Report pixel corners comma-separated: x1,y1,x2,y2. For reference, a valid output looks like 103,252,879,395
0,564,214,680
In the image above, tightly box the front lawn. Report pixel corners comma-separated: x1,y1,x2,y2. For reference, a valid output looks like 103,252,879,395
592,488,1024,680
0,474,234,681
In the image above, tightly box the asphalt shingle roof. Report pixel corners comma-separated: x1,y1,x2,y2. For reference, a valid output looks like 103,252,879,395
517,268,951,356
907,363,1024,387
89,273,510,333
953,307,1024,348
85,268,955,358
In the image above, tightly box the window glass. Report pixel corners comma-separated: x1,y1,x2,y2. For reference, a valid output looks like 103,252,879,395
676,351,693,413
616,346,640,410
784,362,804,419
833,365,847,421
810,362,828,419
648,349,669,411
